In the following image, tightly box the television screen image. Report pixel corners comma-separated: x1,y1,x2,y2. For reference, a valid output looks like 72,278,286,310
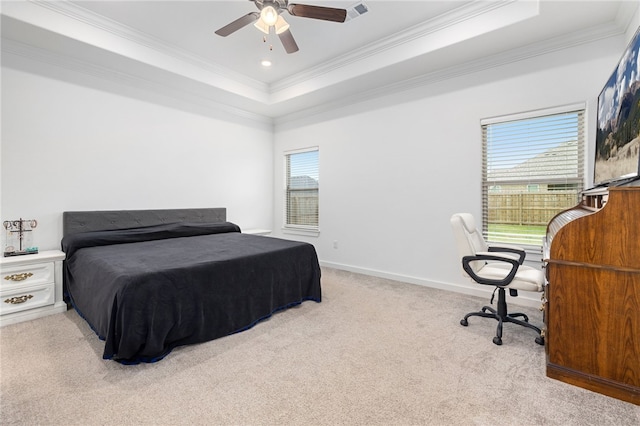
595,26,640,186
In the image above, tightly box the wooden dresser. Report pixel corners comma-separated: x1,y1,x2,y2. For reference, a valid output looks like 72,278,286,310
543,183,640,405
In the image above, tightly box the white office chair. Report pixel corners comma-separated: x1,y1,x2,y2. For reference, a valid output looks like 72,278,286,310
450,213,545,346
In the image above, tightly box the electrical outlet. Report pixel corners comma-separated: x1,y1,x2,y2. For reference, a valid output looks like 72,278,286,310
333,240,338,249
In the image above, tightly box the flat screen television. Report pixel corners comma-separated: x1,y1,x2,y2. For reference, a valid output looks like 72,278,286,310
594,26,640,186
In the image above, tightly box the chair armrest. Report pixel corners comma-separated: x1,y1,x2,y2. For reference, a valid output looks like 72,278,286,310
488,245,526,264
462,254,519,287
476,251,519,261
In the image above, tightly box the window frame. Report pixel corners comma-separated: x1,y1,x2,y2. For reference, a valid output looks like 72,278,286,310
283,147,320,237
481,104,585,249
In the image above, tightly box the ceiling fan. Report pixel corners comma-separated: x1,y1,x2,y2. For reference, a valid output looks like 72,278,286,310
215,0,348,54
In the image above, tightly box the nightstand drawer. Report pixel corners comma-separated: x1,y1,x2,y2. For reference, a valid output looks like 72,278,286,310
0,282,55,316
1,262,54,291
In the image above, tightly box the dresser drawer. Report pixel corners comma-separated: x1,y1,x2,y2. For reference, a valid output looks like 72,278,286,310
1,262,54,291
0,282,55,316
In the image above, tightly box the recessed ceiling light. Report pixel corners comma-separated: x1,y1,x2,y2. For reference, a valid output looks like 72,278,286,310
261,60,272,67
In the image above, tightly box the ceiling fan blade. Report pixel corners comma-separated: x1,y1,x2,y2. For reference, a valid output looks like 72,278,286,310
287,4,347,23
278,29,299,54
215,12,260,36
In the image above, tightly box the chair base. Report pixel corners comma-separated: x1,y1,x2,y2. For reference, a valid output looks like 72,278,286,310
460,287,544,346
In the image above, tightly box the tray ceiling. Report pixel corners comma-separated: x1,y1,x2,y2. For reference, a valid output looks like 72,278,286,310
1,1,635,123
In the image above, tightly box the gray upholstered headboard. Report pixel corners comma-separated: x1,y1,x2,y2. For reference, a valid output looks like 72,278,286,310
63,208,227,238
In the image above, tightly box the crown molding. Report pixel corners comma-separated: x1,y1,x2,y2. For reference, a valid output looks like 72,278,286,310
267,0,541,105
32,0,269,94
20,0,537,102
33,0,510,97
270,0,526,93
615,0,639,32
2,1,631,130
274,21,625,130
1,37,273,129
3,16,623,130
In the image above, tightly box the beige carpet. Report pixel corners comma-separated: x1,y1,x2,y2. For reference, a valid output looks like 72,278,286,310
1,267,638,425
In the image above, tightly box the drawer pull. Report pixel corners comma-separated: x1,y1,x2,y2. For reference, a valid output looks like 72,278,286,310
4,273,34,282
4,295,34,304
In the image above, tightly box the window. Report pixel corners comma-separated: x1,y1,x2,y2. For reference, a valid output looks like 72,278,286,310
285,148,319,231
482,106,585,247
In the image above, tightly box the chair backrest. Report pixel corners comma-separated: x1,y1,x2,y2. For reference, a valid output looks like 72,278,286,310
450,213,488,274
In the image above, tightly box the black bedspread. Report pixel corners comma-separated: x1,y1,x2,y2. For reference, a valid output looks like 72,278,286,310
62,223,321,363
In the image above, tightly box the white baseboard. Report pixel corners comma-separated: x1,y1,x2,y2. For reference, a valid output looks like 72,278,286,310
319,260,543,309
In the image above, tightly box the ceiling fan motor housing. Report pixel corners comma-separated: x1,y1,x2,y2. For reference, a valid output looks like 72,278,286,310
255,0,288,13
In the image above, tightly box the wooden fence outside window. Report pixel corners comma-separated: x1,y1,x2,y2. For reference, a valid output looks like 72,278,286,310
488,191,578,226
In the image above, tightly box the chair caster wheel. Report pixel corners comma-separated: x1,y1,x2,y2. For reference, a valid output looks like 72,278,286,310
535,336,545,346
493,336,502,345
460,319,468,326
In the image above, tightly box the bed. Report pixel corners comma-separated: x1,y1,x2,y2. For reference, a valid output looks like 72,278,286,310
61,208,321,364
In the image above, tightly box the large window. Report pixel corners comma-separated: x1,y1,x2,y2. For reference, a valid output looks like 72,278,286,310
285,148,319,231
482,105,585,247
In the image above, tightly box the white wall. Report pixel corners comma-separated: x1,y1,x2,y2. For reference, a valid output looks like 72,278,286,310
272,35,625,306
1,67,274,250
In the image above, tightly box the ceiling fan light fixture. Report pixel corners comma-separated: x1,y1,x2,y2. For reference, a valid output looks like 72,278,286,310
215,0,349,54
274,15,290,35
260,6,279,26
254,19,270,34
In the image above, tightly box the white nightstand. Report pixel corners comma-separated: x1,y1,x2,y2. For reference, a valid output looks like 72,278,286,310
0,250,66,326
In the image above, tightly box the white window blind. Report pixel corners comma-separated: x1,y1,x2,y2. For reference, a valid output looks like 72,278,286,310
285,148,319,229
482,107,585,247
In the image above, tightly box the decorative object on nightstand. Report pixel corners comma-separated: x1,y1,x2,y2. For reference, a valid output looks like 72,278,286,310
0,250,66,326
3,218,39,257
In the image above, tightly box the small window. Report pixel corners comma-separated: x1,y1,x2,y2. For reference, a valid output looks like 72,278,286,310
285,148,319,230
482,106,585,247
